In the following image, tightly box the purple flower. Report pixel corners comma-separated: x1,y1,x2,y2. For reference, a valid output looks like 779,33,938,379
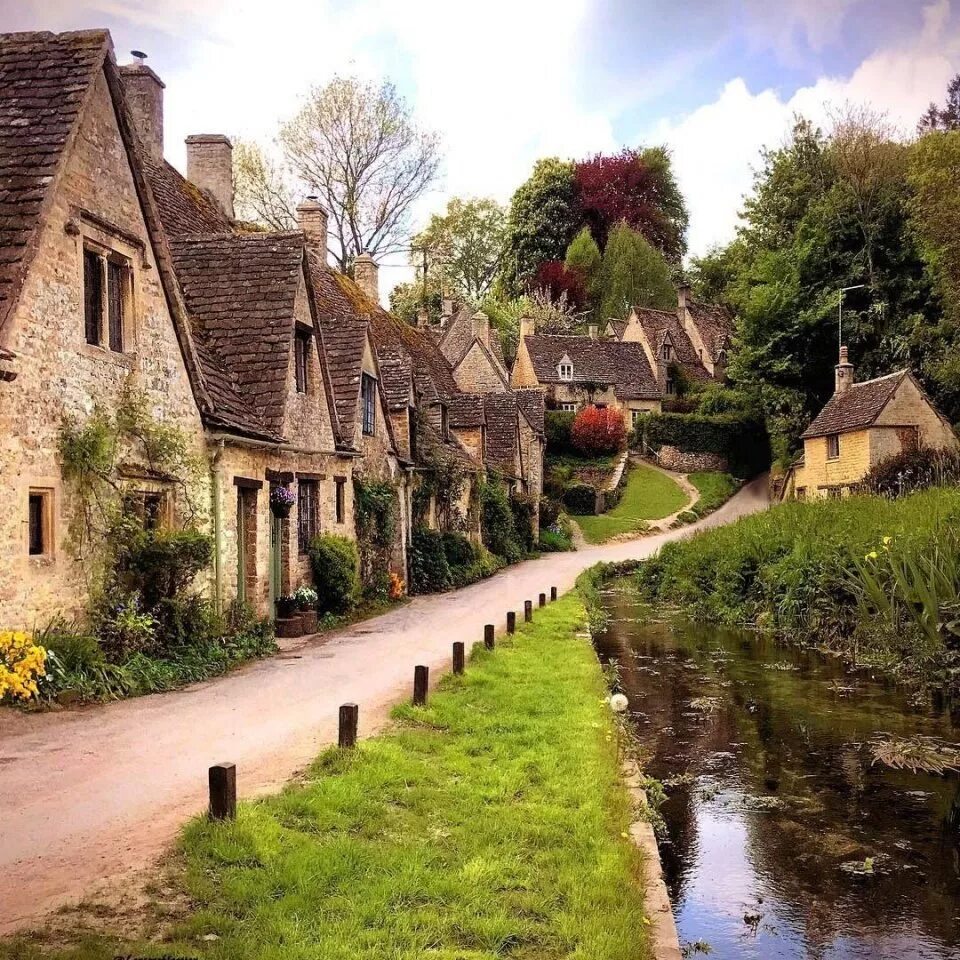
270,486,296,508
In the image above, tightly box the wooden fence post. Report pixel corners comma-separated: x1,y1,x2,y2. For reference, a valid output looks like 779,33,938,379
208,762,236,821
550,586,558,602
453,641,465,675
413,665,429,705
507,611,516,634
524,600,533,622
484,624,495,650
539,592,546,607
338,703,358,748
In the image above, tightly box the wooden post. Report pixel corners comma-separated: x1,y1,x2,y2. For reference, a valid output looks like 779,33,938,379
539,592,546,608
413,664,429,705
484,623,495,650
208,762,236,821
507,611,516,634
524,600,533,622
338,703,358,749
453,641,465,675
550,586,558,602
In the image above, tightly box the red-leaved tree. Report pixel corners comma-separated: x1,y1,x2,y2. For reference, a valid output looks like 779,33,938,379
571,405,627,456
574,147,688,260
533,260,586,308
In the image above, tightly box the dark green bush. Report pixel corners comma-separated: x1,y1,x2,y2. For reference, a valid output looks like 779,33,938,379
442,531,476,570
480,480,523,562
545,410,577,455
309,535,361,614
409,528,452,594
510,494,536,553
539,496,562,529
860,447,960,497
117,527,213,608
152,594,215,650
564,481,598,515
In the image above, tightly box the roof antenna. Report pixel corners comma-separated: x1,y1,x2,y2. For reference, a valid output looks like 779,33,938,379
131,50,148,65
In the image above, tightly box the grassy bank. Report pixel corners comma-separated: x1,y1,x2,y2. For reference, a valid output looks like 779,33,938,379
5,594,649,960
577,463,688,543
637,488,960,683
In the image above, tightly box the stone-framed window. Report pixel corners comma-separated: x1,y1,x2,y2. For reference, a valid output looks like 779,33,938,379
361,373,376,436
28,488,54,558
440,402,449,440
126,489,169,531
558,362,573,381
826,434,840,459
665,376,676,396
560,402,577,412
297,479,319,553
335,477,346,524
408,407,418,460
83,245,131,352
660,342,675,361
294,328,311,394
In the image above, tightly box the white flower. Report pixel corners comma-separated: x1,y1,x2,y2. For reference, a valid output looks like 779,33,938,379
610,693,629,713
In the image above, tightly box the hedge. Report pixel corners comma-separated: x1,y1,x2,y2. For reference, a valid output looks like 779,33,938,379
636,412,769,478
545,410,577,455
309,535,361,614
563,481,598,515
409,528,452,594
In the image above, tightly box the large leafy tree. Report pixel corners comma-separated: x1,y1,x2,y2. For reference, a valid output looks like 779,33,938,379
232,140,296,231
918,74,960,133
575,147,688,260
501,158,580,294
279,76,442,272
595,223,675,319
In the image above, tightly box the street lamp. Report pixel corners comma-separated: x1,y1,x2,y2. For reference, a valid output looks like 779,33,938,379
838,284,866,352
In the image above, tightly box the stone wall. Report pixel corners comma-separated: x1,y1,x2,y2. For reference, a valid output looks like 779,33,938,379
453,341,507,393
657,445,728,473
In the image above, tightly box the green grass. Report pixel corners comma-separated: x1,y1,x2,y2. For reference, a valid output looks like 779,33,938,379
686,472,739,519
577,464,689,544
4,595,649,960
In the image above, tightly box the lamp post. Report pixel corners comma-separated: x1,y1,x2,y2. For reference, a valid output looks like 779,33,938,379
838,284,866,351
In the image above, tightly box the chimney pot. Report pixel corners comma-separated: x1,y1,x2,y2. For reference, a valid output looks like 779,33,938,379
416,308,429,328
185,134,234,219
588,323,598,340
835,345,855,394
297,197,328,262
519,316,536,339
472,310,489,345
354,251,379,303
119,54,165,158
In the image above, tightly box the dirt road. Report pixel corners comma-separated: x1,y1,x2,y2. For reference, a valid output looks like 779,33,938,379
0,475,768,932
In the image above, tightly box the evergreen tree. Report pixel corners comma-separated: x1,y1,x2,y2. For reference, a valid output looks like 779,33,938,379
595,223,675,320
565,227,601,286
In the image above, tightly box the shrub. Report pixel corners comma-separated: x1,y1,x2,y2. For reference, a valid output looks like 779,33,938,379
538,517,574,552
442,531,476,570
480,479,523,562
571,406,626,456
409,528,452,594
539,496,562,529
0,630,47,702
309,535,361,614
117,527,213,609
564,481,598,515
860,447,960,497
92,592,157,660
545,410,577,456
510,494,536,553
152,594,215,651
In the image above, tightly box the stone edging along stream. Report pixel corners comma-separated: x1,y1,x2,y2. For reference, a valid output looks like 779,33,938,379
622,758,683,960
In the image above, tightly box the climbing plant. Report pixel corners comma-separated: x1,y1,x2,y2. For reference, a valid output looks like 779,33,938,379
353,476,398,594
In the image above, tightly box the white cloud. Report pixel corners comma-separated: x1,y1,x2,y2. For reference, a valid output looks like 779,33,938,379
652,0,960,258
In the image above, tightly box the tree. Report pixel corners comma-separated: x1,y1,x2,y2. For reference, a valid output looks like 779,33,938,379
575,147,688,260
279,76,441,272
918,74,960,133
388,279,442,326
414,197,506,301
232,139,296,231
595,223,675,320
533,261,585,309
571,405,626,456
501,158,580,294
565,226,602,307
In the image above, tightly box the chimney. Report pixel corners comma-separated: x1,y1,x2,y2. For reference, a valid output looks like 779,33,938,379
519,316,536,339
416,308,429,328
118,51,165,158
472,310,489,345
588,323,598,340
835,345,855,394
441,298,455,319
354,252,379,303
297,196,328,261
185,134,234,218
677,281,691,315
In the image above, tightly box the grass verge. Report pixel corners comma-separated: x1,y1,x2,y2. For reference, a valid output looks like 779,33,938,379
4,593,650,960
673,471,739,525
577,463,689,543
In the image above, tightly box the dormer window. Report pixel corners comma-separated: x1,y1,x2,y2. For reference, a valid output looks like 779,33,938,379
294,328,311,393
558,362,573,381
660,343,675,362
440,403,450,440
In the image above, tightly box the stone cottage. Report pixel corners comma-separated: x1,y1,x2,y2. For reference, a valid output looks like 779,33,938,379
785,347,959,499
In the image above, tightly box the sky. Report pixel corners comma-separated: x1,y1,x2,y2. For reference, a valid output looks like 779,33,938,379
5,0,959,296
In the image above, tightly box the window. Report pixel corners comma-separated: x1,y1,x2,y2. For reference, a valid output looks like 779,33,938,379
297,480,319,552
335,478,346,524
361,373,376,435
440,403,449,440
408,407,418,459
143,492,164,531
796,486,806,499
560,402,577,412
665,377,676,396
631,409,646,426
826,434,840,459
28,489,52,557
558,363,573,381
84,248,130,352
660,343,675,361
294,329,310,393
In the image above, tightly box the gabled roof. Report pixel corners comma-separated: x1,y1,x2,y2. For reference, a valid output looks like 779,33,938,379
417,420,481,473
514,388,545,436
0,30,109,332
453,335,510,389
801,370,910,439
141,151,233,238
632,306,709,380
377,348,414,412
483,392,520,478
522,334,661,400
437,303,476,364
605,319,627,341
169,232,305,439
686,299,734,362
448,392,486,428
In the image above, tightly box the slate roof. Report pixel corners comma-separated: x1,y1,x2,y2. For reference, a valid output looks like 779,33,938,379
0,30,109,331
686,299,733,361
448,392,486,428
633,306,710,380
437,303,475,365
141,151,233,238
801,371,909,439
523,335,661,400
606,319,627,340
169,232,305,438
483,392,520,478
417,420,480,472
514,388,545,435
376,348,414,411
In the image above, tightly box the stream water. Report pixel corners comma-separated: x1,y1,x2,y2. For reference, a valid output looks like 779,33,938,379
595,583,960,959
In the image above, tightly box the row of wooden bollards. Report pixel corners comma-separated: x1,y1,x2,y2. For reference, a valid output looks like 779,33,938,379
206,584,561,821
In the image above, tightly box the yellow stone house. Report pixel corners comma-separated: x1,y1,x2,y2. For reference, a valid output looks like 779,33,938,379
786,347,959,499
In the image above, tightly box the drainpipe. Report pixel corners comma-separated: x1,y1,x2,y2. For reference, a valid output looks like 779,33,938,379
210,439,225,613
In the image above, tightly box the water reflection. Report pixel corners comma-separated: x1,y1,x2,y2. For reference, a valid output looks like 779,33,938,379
596,585,960,959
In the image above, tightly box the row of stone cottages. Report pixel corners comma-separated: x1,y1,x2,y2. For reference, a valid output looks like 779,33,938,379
0,29,544,629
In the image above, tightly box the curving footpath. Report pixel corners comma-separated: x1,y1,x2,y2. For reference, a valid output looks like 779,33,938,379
0,475,769,933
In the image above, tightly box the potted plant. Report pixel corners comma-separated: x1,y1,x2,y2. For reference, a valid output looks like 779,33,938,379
275,594,298,619
270,485,295,518
294,585,318,611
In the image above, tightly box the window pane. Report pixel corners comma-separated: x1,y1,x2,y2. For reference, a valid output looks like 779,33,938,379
362,375,376,435
107,261,124,352
143,493,163,531
295,332,308,393
336,479,345,524
298,481,318,552
84,250,102,345
28,494,44,555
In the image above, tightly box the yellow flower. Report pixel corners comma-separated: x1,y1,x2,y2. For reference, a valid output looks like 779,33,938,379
0,631,46,702
865,551,878,560
883,536,892,546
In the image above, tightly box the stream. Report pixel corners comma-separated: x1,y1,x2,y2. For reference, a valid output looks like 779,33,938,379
595,582,960,959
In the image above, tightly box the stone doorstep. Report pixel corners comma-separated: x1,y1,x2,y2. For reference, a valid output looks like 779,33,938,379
621,759,683,960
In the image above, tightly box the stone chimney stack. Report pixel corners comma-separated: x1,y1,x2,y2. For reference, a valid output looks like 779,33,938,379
354,252,379,303
185,134,234,218
118,51,165,158
588,323,599,340
441,298,455,320
677,281,691,316
835,345,855,394
297,196,328,261
519,316,536,339
472,310,490,345
416,308,429,328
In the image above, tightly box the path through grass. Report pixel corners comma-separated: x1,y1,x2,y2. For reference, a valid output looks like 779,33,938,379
577,463,688,544
3,595,650,960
